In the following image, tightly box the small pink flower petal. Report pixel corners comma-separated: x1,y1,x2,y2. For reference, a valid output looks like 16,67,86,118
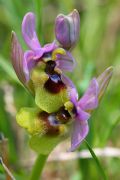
78,78,99,111
61,74,78,105
77,107,90,121
22,12,41,50
61,74,76,88
34,49,45,59
23,50,36,81
70,119,89,151
43,41,57,53
69,87,78,106
56,52,76,72
32,41,57,60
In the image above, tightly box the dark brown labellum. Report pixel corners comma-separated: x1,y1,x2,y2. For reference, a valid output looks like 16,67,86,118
44,60,66,94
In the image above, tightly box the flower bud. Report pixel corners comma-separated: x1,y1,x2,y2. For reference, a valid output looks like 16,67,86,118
97,66,113,101
55,9,80,49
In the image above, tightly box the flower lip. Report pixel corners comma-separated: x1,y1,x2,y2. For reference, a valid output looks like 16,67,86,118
38,111,60,136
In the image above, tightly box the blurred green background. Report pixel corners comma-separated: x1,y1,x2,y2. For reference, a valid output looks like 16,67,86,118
0,0,120,179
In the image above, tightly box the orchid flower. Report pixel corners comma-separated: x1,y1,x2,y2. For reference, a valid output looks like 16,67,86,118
68,67,113,151
11,10,80,90
21,12,57,81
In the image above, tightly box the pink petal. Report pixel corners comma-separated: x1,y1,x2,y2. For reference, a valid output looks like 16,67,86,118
69,87,78,105
22,12,41,50
61,74,76,88
78,78,99,111
70,119,89,151
61,74,78,104
43,41,57,53
11,31,26,85
23,50,36,81
34,49,45,59
33,41,57,59
56,52,76,72
77,107,90,121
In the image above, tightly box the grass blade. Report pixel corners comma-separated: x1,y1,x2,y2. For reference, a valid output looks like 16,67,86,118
85,140,107,180
0,56,19,83
103,116,120,145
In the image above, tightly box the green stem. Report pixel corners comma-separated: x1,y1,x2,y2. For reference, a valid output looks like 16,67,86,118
29,154,48,180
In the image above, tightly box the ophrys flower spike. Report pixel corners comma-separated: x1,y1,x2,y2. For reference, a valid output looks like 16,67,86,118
11,9,113,156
